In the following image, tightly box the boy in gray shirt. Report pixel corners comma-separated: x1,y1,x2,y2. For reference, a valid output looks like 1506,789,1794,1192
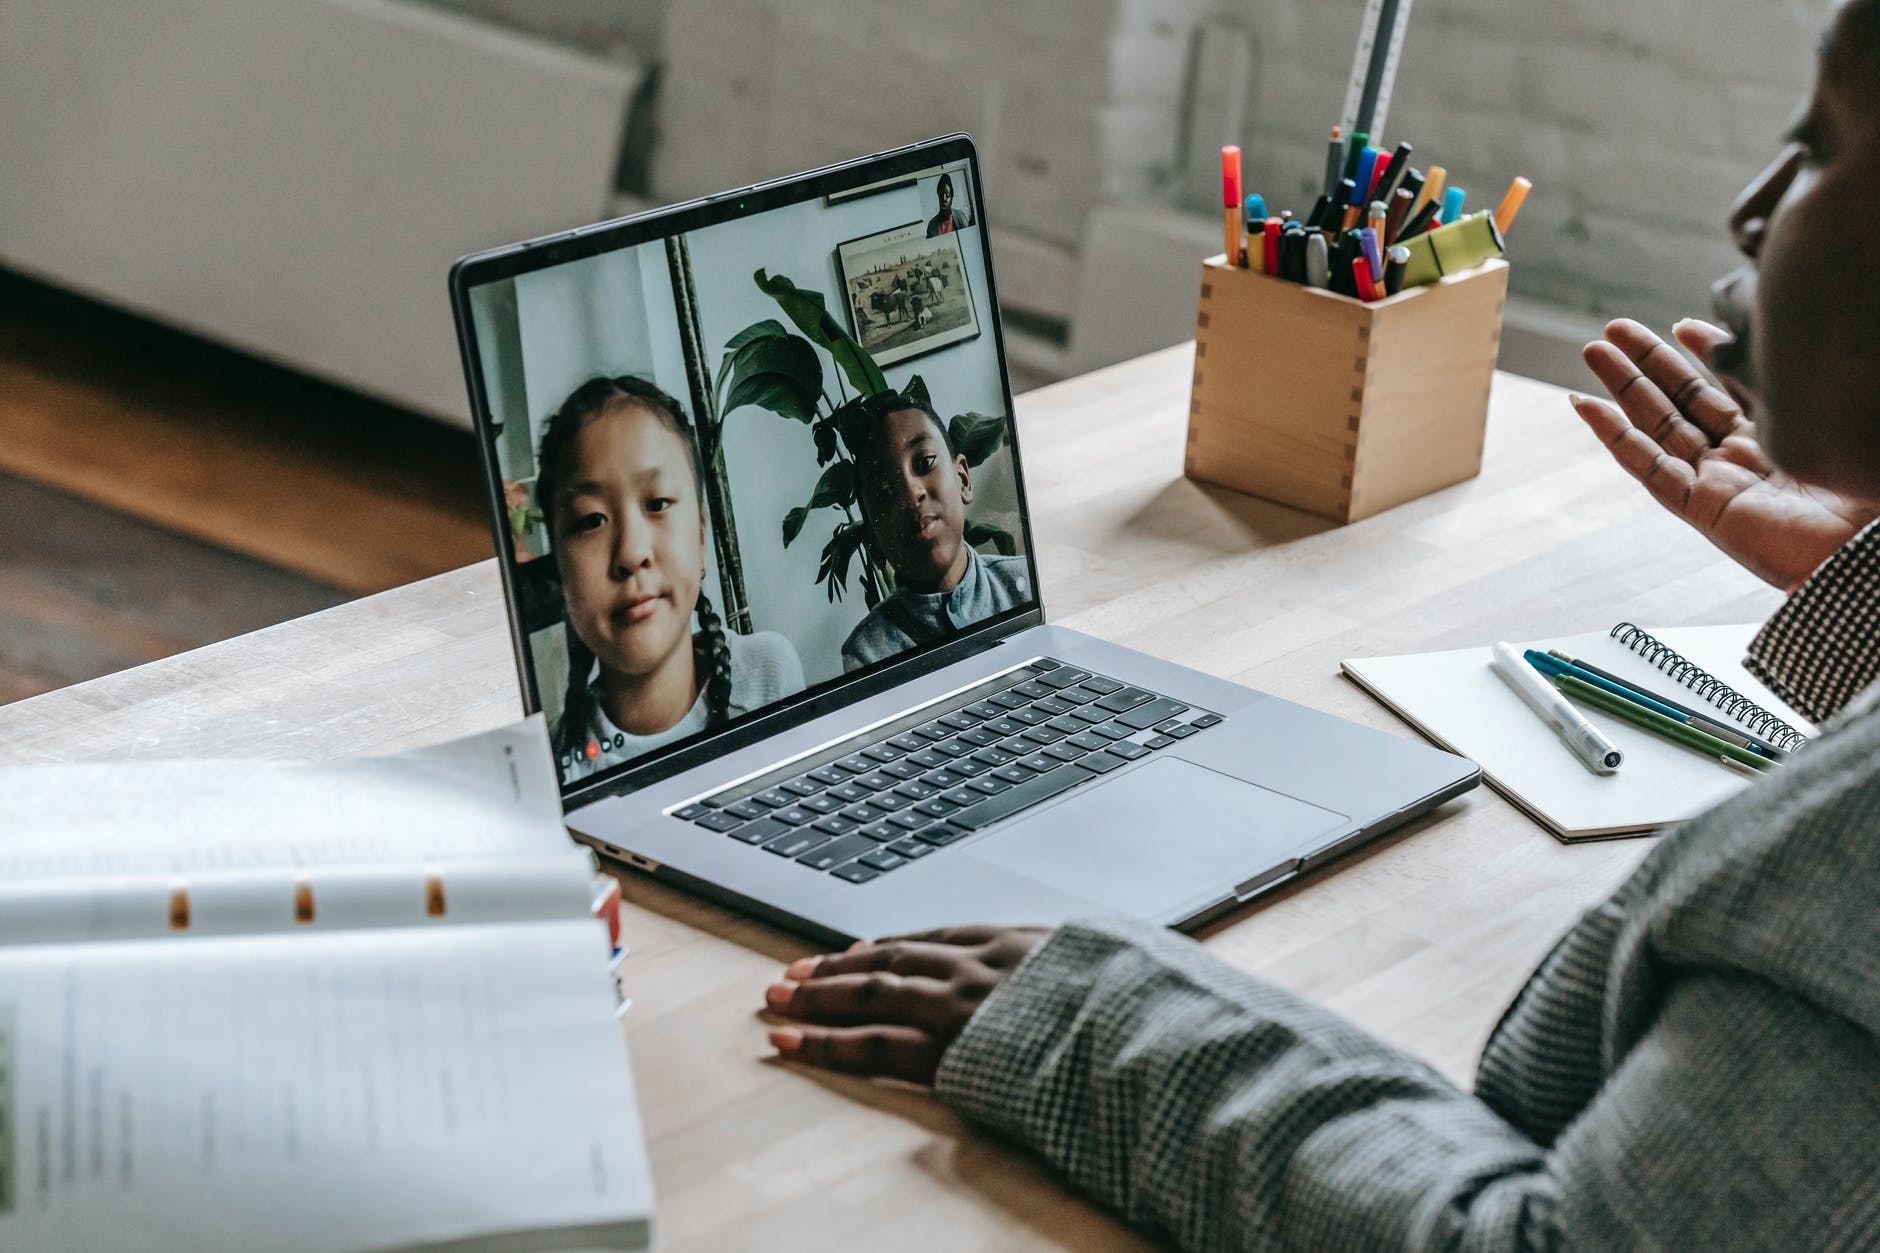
840,395,1031,672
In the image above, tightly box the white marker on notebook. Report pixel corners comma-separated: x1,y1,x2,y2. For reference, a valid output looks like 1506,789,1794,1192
1490,641,1623,775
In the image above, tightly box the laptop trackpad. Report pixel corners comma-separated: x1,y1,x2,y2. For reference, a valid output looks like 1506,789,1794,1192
966,759,1349,917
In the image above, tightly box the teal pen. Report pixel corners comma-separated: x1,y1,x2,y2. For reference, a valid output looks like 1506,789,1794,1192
1526,649,1781,759
1543,648,1792,759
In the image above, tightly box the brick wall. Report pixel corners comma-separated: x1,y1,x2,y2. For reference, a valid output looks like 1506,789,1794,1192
436,0,1827,355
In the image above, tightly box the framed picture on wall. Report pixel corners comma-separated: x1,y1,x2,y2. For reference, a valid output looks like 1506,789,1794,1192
835,221,980,368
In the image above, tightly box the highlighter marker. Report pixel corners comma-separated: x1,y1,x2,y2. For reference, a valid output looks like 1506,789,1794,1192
1440,186,1466,225
1398,211,1506,288
1384,187,1414,245
1384,244,1410,295
1324,126,1347,199
1491,642,1623,774
1263,218,1283,275
1245,225,1263,273
1414,165,1448,218
1221,146,1242,264
1305,232,1330,288
1494,177,1533,234
1351,148,1380,207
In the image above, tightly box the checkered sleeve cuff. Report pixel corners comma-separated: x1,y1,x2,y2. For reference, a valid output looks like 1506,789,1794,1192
1747,520,1880,726
933,918,1544,1252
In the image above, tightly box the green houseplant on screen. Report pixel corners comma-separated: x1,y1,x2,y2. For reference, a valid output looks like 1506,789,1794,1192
712,268,1013,610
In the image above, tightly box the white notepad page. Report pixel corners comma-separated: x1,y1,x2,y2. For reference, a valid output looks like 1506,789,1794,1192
1342,625,1816,840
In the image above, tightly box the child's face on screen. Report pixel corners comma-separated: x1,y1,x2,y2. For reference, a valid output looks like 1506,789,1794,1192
858,407,974,592
550,400,706,685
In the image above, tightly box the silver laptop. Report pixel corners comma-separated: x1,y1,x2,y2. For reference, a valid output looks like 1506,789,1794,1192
449,134,1478,945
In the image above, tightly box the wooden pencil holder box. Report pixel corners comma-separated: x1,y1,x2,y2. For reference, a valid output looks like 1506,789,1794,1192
1185,256,1508,524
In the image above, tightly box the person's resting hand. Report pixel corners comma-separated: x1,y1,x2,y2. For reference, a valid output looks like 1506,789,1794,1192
1571,317,1879,591
762,924,1050,1084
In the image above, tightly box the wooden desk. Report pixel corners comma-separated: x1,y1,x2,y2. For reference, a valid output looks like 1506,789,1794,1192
0,347,1783,1251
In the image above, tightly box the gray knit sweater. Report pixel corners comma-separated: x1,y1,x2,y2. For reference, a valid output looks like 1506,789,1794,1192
935,681,1880,1251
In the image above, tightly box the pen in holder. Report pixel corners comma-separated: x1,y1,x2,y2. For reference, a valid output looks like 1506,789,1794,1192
1185,254,1508,524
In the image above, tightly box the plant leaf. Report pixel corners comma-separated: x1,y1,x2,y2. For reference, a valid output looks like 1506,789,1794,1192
721,336,822,422
833,396,875,459
755,268,888,397
781,505,811,548
806,461,856,510
817,521,870,603
713,319,791,398
947,411,1011,467
964,520,1017,556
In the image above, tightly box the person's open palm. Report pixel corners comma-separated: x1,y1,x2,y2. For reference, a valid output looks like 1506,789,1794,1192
1571,318,1877,591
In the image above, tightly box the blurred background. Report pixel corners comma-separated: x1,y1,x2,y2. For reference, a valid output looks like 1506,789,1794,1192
0,0,1818,701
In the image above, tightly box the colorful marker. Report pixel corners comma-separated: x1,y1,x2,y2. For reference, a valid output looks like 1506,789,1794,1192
1323,126,1348,199
1384,187,1415,245
1414,165,1448,218
1494,177,1533,234
1244,193,1267,224
1352,256,1379,302
1360,227,1384,283
1344,130,1370,182
1263,218,1283,275
1384,244,1410,295
1376,141,1414,202
1367,200,1389,249
1221,146,1242,264
1440,186,1466,225
1305,232,1330,288
1399,210,1506,288
1351,147,1380,207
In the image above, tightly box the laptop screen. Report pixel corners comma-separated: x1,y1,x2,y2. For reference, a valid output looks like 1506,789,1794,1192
456,141,1039,792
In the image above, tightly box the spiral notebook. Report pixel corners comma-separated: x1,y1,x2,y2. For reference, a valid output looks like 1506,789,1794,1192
1341,624,1817,841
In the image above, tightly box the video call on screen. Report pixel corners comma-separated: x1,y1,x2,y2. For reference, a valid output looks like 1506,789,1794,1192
467,161,1036,787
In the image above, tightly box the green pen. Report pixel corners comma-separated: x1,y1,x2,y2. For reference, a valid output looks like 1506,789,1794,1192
1555,675,1772,772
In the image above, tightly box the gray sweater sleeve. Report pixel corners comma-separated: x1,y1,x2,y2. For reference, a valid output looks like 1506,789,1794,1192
933,917,1880,1252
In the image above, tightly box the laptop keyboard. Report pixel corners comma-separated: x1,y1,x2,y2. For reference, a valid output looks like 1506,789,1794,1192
670,659,1224,884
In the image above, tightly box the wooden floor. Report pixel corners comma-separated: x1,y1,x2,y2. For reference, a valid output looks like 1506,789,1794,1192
0,267,493,703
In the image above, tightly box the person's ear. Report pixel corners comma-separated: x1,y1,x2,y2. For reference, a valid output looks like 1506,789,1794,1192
955,455,973,507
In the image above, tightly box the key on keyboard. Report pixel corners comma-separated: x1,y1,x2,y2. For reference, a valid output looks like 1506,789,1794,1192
677,660,1226,881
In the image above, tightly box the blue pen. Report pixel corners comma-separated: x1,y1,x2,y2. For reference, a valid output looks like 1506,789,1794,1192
1244,194,1267,223
1524,650,1682,716
1351,148,1380,207
1523,649,1772,756
1441,186,1466,224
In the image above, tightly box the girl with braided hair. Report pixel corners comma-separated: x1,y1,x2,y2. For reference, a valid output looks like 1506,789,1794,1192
536,375,804,783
